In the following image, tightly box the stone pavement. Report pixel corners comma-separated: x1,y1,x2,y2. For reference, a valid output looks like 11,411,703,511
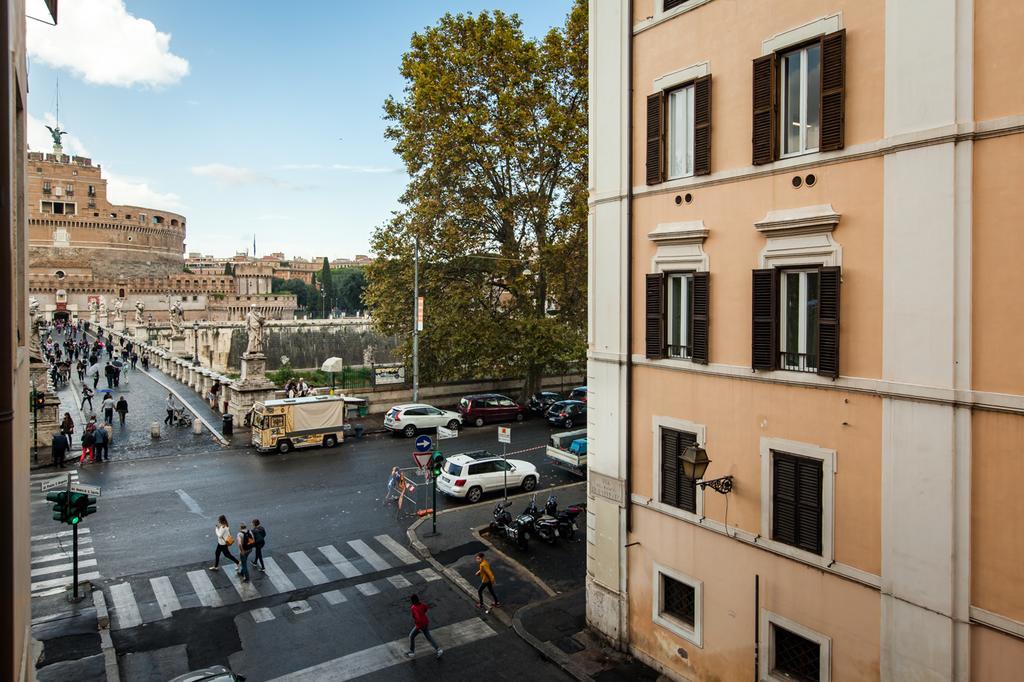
408,481,662,680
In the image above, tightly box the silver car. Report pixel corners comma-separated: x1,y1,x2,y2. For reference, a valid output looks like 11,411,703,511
384,403,463,438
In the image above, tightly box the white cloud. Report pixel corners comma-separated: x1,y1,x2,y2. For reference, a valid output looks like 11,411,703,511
26,0,189,88
277,162,400,174
191,163,310,190
105,171,186,211
255,214,295,221
28,112,90,155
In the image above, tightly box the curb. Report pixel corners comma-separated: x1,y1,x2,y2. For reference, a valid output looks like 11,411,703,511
512,588,592,682
93,588,120,682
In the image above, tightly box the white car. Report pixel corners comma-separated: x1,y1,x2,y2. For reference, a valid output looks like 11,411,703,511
436,451,539,503
384,403,463,438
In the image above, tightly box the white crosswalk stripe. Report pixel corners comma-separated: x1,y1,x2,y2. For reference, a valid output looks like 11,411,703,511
417,567,442,582
355,581,381,597
33,547,95,564
110,583,142,629
31,559,97,578
32,537,92,554
224,566,261,601
347,539,392,572
187,570,224,608
29,525,101,599
261,557,297,593
374,535,419,565
150,576,181,620
386,574,412,589
32,572,100,593
322,589,347,605
287,551,329,586
31,528,90,542
318,545,361,579
250,607,275,623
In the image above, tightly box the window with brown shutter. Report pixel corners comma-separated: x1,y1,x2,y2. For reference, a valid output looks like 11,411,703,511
690,271,709,364
819,29,846,152
751,54,776,165
816,266,840,378
663,0,690,10
692,75,712,176
751,269,777,369
646,93,665,185
646,273,666,359
772,451,823,554
661,428,698,513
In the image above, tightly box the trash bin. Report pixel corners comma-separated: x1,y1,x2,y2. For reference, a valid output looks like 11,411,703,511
354,424,365,439
222,413,233,436
358,405,368,417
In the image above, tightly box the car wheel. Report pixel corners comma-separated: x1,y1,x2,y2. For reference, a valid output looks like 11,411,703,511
521,476,537,492
466,486,483,504
323,435,338,448
277,440,292,454
403,424,417,438
474,417,484,427
564,418,574,429
515,412,525,422
446,419,460,431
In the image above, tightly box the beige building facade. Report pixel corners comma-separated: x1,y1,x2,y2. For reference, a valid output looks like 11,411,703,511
587,1,1024,680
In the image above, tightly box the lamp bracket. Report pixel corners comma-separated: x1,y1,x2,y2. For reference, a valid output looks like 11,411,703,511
698,475,734,495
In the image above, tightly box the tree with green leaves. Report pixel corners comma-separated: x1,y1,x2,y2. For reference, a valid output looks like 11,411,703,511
332,268,367,313
365,2,587,398
319,257,333,317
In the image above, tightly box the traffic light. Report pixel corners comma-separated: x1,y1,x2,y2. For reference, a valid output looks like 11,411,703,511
46,491,69,523
33,392,46,411
68,492,97,525
430,451,445,477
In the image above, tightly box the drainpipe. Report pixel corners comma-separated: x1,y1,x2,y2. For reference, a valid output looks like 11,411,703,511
625,0,635,535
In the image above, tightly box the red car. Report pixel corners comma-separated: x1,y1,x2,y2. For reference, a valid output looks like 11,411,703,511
458,393,526,427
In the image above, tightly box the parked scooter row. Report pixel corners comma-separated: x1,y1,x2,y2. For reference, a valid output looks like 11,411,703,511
490,494,584,549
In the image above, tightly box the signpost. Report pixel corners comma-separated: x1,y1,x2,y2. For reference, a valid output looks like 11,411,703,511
437,425,458,440
414,435,433,453
39,475,68,492
498,426,511,501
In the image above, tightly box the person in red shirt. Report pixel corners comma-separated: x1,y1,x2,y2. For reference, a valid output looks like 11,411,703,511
405,594,443,658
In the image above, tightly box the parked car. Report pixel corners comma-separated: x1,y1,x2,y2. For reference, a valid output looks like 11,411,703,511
568,386,587,402
169,666,245,682
458,394,526,427
436,450,539,503
528,391,563,415
384,403,462,438
546,400,587,429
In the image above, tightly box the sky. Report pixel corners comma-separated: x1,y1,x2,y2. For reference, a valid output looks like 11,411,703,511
24,0,574,259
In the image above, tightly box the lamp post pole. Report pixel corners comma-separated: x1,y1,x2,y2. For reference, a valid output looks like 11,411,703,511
412,234,420,402
192,321,199,365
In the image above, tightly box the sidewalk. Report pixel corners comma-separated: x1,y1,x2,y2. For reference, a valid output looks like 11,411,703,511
407,482,660,680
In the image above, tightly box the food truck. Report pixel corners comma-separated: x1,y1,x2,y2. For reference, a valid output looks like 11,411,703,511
251,395,347,453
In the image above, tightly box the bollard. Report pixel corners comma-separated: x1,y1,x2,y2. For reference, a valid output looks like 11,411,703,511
150,422,161,439
192,418,202,435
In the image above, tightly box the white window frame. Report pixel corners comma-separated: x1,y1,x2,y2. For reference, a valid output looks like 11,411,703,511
759,437,835,568
650,415,706,523
652,562,703,647
760,610,831,682
40,200,53,213
666,272,693,359
666,83,695,180
779,44,821,158
778,268,819,372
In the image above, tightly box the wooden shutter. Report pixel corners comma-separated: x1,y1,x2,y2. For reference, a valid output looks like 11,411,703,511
693,75,712,176
646,93,665,185
816,266,841,378
751,268,777,370
819,30,846,152
677,430,697,513
663,0,689,10
660,428,697,513
772,452,823,554
646,273,666,359
751,54,776,165
772,454,798,547
690,271,709,364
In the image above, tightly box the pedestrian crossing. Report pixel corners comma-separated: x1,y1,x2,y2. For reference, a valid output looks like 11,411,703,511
102,535,436,631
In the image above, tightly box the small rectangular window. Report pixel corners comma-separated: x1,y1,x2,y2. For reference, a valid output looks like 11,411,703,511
666,84,695,179
772,451,823,554
780,43,821,157
660,427,697,513
779,269,820,372
41,201,53,213
53,202,65,215
653,564,703,646
667,273,694,359
772,623,821,682
662,575,695,627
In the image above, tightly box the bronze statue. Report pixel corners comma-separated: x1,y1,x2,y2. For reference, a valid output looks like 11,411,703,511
45,125,68,148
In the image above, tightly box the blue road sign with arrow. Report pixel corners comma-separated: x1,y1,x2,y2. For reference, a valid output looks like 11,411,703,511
415,435,433,452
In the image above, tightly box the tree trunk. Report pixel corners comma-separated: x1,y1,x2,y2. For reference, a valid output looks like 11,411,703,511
522,362,543,404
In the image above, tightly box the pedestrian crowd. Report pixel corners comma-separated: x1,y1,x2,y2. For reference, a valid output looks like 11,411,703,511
209,516,268,584
284,377,311,398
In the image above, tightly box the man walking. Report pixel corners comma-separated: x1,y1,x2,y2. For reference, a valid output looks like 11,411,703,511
405,594,443,658
474,552,502,609
51,431,70,468
101,394,115,425
165,393,178,426
237,523,254,583
115,395,129,427
81,385,95,412
104,362,115,389
251,519,267,571
93,421,109,462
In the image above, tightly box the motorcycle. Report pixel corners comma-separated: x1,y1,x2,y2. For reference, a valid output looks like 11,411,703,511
490,499,528,549
544,495,584,541
521,494,561,544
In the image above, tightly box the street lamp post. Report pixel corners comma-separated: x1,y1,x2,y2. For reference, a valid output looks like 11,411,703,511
192,320,200,366
412,234,420,402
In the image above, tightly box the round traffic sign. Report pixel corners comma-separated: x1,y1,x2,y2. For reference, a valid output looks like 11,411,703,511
415,435,433,452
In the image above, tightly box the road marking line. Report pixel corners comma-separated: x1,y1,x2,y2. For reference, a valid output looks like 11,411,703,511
250,607,275,623
287,551,329,586
318,545,362,579
109,583,142,629
261,557,297,594
31,572,101,592
174,489,206,517
288,600,311,614
386,575,412,589
32,547,95,564
187,570,224,608
417,568,442,582
30,471,79,481
354,581,380,597
347,539,392,572
32,537,93,554
31,558,97,577
374,535,419,565
33,586,74,598
268,618,497,681
322,589,347,605
225,566,261,601
31,528,91,541
150,576,182,620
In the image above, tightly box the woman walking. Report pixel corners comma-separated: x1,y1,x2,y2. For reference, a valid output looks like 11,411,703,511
61,412,75,448
209,515,240,572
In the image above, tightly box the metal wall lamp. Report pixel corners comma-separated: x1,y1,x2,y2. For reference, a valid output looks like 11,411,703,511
681,445,734,495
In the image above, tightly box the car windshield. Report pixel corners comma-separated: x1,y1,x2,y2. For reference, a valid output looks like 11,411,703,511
445,462,463,476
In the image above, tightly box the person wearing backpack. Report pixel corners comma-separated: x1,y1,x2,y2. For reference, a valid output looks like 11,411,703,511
237,523,255,583
251,519,267,572
209,515,240,572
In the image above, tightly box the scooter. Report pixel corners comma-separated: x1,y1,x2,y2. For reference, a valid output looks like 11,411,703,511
522,494,561,544
544,495,584,541
490,499,528,549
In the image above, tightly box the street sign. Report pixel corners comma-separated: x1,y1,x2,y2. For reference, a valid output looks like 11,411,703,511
413,451,432,469
415,435,433,452
498,426,511,444
416,296,424,331
437,425,458,440
40,475,68,492
70,483,101,496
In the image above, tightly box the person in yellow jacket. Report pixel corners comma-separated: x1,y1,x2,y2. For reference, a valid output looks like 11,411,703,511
475,552,502,609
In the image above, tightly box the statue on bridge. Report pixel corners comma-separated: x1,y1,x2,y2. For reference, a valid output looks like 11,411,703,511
112,298,123,322
134,300,145,325
245,305,266,355
98,296,108,322
168,299,184,336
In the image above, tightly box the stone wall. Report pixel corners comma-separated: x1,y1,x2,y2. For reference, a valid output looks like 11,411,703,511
226,325,397,371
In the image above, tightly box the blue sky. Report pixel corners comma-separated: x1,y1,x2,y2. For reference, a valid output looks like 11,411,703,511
25,0,573,259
